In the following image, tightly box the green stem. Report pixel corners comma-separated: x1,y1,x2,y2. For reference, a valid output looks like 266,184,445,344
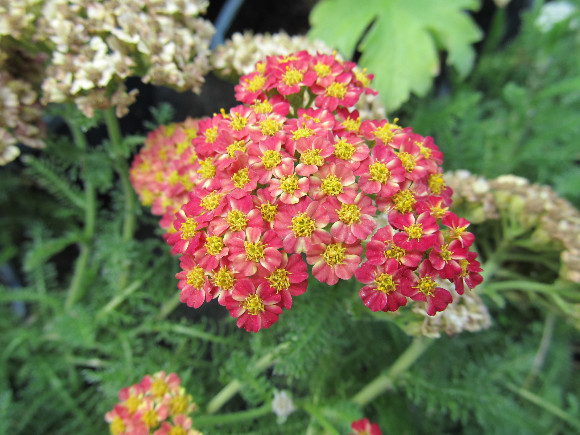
103,107,136,243
301,403,340,435
506,382,580,431
523,313,555,390
482,280,580,300
196,402,271,426
65,117,96,310
156,292,182,320
351,337,433,406
205,343,288,414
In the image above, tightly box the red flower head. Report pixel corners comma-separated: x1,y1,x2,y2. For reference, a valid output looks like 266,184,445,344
225,279,283,332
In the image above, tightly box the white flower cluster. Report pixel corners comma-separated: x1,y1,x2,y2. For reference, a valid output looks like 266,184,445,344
211,31,386,120
35,0,214,117
535,1,578,33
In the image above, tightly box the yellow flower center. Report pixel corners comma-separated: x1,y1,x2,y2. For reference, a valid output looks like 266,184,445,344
227,209,248,232
261,150,282,170
386,245,406,262
326,82,347,98
205,235,224,256
244,240,266,262
200,191,223,211
415,276,437,296
301,149,325,166
337,203,362,225
283,66,304,86
247,74,266,92
291,213,316,237
314,62,331,77
267,268,290,291
169,394,189,415
428,173,446,195
232,167,251,189
405,223,423,240
392,189,416,214
439,243,452,262
292,126,315,141
212,266,236,290
260,118,282,136
142,409,158,428
280,174,299,194
369,161,391,184
459,259,469,277
226,140,247,157
373,120,400,143
243,293,265,315
355,67,371,87
197,158,216,179
168,170,180,186
125,395,141,414
323,243,346,266
430,203,449,219
375,272,395,293
334,139,355,160
169,426,186,435
110,416,125,435
252,99,273,114
186,266,205,289
230,114,248,131
176,140,191,155
398,152,416,172
205,126,218,143
260,202,278,222
342,117,361,132
320,174,343,196
151,378,169,397
180,217,198,240
416,141,432,158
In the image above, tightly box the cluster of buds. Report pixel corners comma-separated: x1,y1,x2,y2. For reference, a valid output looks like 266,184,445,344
104,371,201,435
131,51,483,332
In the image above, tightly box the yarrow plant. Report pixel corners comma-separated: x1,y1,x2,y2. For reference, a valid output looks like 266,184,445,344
105,371,202,435
130,50,483,332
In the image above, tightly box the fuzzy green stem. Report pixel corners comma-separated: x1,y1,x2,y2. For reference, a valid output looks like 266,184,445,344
65,118,96,310
351,337,433,406
506,382,580,430
523,313,555,390
482,280,580,300
301,403,341,435
196,402,271,426
205,343,289,414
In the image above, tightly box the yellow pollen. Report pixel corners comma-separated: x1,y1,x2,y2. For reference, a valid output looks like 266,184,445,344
405,223,423,240
200,191,223,211
260,202,278,222
256,62,266,73
392,189,416,214
280,174,299,194
267,268,290,291
428,173,446,194
373,120,400,143
252,99,273,114
227,209,248,232
142,409,158,428
375,272,396,293
439,244,452,262
180,217,198,240
205,235,224,256
415,276,437,296
226,140,247,157
157,148,168,161
430,203,449,219
416,141,432,158
398,152,416,172
197,158,216,179
125,395,141,414
291,213,316,237
176,140,190,155
205,126,218,143
230,114,248,131
320,174,343,196
260,118,282,136
244,240,266,262
386,244,406,262
261,149,282,169
342,117,361,132
169,427,186,435
163,124,177,137
337,203,362,225
283,66,304,86
459,259,469,277
186,266,205,289
170,395,189,415
246,74,266,92
243,293,265,315
326,82,347,99
155,172,164,183
212,266,236,290
292,126,315,140
110,416,125,435
314,62,332,77
301,149,325,166
181,175,194,191
232,167,251,189
334,139,355,160
451,226,467,239
151,378,169,397
140,189,154,206
355,67,371,87
369,161,391,184
323,243,346,266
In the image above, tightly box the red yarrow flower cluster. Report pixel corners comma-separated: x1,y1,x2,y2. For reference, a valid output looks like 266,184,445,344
104,371,202,435
130,50,483,332
350,417,382,435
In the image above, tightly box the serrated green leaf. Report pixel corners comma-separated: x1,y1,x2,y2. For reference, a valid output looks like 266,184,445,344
309,0,483,110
